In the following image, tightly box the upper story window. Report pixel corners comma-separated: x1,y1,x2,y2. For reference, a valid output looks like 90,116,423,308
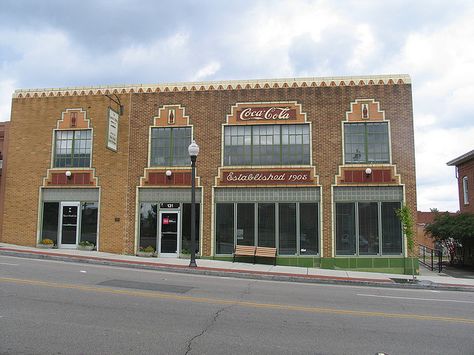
463,176,469,205
150,127,192,166
54,130,92,167
344,122,389,164
224,124,310,166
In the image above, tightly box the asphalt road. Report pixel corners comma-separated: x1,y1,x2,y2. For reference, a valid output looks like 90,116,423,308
1,255,474,355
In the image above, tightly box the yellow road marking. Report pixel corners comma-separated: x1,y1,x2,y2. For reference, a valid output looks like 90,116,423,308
2,276,474,325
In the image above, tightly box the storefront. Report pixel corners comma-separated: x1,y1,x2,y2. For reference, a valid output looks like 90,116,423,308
2,74,417,273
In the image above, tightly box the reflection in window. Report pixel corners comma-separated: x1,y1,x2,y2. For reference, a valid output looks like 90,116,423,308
80,202,98,246
182,203,200,254
150,127,191,166
336,203,356,255
335,201,402,256
299,203,318,255
279,203,297,255
139,203,157,250
216,203,234,254
358,202,379,255
344,123,389,164
42,202,59,244
224,124,310,166
54,130,92,167
258,203,275,247
382,202,402,254
237,203,254,246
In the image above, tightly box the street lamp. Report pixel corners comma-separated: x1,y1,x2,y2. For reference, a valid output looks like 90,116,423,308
188,140,199,267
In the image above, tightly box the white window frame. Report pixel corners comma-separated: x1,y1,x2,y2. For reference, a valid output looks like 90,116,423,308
463,176,469,205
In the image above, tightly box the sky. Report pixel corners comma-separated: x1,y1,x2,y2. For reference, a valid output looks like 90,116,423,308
1,0,473,212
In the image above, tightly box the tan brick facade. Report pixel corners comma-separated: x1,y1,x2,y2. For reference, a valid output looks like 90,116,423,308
1,75,417,271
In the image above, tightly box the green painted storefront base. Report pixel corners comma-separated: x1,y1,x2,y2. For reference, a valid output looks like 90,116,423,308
205,256,419,275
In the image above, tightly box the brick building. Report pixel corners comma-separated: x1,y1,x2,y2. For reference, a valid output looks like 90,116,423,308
1,74,417,273
0,121,9,240
447,150,474,214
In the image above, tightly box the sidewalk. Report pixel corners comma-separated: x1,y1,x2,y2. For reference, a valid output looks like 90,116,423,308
1,243,474,291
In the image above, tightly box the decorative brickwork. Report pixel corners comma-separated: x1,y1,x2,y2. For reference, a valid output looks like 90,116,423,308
2,75,416,265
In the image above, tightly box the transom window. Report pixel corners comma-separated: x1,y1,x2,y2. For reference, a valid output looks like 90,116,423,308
224,124,310,166
150,127,192,166
54,130,92,168
344,122,389,164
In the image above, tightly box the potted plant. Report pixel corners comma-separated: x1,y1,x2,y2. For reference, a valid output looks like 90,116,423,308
37,238,55,249
137,245,155,257
78,240,95,251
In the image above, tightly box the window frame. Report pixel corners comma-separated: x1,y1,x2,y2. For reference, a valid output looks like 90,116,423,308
223,124,311,166
463,176,469,205
53,129,92,168
343,122,390,164
215,202,319,256
335,201,403,256
149,126,192,167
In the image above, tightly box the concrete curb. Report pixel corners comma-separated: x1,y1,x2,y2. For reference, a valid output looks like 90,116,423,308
1,248,474,292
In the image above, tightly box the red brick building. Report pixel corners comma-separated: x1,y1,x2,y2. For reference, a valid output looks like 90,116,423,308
448,150,474,214
1,75,417,273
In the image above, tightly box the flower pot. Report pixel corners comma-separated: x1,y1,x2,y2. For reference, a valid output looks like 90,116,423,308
37,244,54,249
136,251,155,257
77,245,94,251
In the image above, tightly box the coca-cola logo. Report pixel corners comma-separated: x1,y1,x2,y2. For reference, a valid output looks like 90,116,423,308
238,107,296,121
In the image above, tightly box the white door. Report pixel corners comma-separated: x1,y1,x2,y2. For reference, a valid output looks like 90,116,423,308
159,211,180,257
59,202,80,249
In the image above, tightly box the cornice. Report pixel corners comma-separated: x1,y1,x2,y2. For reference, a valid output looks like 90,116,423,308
13,74,411,99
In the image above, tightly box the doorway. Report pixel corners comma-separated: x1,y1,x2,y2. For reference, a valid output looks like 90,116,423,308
59,202,80,248
159,211,180,256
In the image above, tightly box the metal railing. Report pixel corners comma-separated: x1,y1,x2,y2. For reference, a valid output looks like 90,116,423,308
417,243,443,273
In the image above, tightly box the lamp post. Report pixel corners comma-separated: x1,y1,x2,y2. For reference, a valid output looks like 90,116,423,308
188,140,199,267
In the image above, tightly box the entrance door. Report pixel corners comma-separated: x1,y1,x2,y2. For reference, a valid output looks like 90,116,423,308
159,211,179,256
59,202,80,248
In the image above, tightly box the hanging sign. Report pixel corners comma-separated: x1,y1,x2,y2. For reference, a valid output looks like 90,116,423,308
106,107,119,151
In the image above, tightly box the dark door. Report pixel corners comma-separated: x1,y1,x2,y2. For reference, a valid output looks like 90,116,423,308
60,204,79,246
160,212,178,254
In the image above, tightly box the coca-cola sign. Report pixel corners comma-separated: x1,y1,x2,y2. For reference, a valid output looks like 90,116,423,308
237,107,296,121
227,101,306,125
219,169,315,185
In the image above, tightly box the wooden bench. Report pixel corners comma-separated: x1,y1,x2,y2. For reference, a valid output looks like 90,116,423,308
255,246,277,265
233,245,256,263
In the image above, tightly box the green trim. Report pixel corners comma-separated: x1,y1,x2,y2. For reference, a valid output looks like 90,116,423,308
205,256,418,275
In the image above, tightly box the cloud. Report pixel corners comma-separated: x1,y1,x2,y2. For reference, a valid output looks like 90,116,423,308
0,79,16,121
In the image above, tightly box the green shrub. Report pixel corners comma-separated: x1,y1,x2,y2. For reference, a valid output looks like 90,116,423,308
140,245,155,253
79,241,94,247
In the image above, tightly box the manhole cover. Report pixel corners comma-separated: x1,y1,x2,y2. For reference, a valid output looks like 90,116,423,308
98,279,193,293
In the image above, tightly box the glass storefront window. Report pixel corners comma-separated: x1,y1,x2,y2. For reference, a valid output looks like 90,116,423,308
279,203,297,255
182,203,200,254
258,203,275,247
80,202,98,245
336,203,356,255
139,203,157,250
42,202,59,244
336,201,402,256
358,202,379,255
382,202,402,254
299,203,318,255
216,203,234,254
215,202,319,256
237,203,254,246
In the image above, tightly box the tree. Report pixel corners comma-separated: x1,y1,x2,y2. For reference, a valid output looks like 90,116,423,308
396,204,416,280
424,212,474,242
424,212,474,265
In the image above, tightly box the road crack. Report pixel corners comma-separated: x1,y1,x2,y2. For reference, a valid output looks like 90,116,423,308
184,305,232,355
